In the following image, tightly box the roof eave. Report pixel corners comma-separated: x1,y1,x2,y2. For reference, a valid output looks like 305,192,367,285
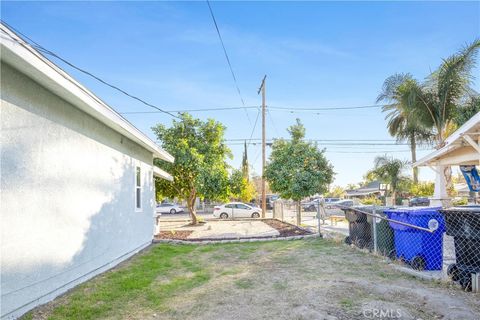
0,23,174,164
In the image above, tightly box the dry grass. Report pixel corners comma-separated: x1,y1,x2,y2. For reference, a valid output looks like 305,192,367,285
22,239,480,320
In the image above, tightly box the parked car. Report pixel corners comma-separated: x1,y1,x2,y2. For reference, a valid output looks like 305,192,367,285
156,203,184,214
409,197,430,207
326,199,354,209
259,194,279,210
213,202,262,219
302,197,342,211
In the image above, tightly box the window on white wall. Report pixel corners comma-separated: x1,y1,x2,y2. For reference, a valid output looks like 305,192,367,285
135,166,142,211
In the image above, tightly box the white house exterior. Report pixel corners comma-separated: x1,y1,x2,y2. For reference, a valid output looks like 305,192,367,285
415,112,480,206
0,24,173,318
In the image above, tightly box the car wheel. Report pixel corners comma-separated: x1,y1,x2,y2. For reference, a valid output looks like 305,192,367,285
220,213,228,219
170,209,176,214
251,212,260,218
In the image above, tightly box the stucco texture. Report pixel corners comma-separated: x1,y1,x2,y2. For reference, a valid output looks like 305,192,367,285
1,62,156,318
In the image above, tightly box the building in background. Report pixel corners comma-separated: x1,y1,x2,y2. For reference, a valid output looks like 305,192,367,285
345,181,383,200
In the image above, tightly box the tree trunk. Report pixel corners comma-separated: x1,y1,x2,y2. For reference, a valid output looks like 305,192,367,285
188,193,198,225
296,201,301,226
410,134,418,184
391,189,397,206
444,166,453,197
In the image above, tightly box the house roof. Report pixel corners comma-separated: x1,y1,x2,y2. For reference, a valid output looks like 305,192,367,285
0,23,174,164
414,112,480,167
345,181,381,197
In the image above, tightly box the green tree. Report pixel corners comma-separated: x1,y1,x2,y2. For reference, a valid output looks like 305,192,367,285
346,183,359,190
229,169,257,202
326,185,345,198
403,39,480,145
409,181,435,197
152,113,231,225
379,40,480,195
368,155,409,205
454,95,480,127
265,119,334,225
377,73,433,183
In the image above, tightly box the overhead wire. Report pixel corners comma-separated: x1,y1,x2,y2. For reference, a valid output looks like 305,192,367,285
116,104,385,114
0,20,180,119
205,0,251,125
247,107,261,146
267,108,280,137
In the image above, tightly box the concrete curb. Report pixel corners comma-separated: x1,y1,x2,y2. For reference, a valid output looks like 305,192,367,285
152,233,320,245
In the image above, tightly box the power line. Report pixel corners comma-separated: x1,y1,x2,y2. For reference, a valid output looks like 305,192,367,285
226,138,402,142
116,104,385,114
206,0,251,125
324,150,416,154
1,20,180,119
268,105,383,111
226,142,420,146
120,106,259,114
267,109,280,137
247,107,261,146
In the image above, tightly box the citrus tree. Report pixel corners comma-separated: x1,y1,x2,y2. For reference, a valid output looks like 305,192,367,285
265,119,334,225
152,113,231,224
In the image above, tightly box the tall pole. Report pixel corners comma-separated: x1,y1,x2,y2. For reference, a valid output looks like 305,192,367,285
258,75,267,218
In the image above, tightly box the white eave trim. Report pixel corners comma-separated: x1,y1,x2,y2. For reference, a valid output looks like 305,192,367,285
153,166,173,181
0,23,174,163
414,111,480,167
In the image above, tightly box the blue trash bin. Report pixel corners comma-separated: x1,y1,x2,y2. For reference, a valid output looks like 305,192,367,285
385,207,445,271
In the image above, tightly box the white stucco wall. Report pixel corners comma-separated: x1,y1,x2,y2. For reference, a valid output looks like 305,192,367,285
1,62,157,319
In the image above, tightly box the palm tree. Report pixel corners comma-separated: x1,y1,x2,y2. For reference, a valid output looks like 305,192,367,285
377,74,433,183
406,39,480,145
369,155,409,205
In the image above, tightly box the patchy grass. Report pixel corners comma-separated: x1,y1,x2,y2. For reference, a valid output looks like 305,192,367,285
234,279,255,289
23,239,480,320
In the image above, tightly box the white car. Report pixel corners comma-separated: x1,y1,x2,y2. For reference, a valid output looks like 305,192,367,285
156,203,184,214
213,202,262,219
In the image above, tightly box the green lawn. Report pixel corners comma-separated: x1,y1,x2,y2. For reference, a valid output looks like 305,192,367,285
23,239,480,320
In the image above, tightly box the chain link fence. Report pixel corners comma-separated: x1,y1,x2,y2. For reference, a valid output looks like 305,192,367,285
272,200,480,292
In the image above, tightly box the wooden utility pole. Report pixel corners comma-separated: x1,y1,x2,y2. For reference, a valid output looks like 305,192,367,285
258,75,267,218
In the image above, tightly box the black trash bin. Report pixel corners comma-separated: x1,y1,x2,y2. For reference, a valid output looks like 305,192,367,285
342,206,371,249
440,206,480,291
342,206,395,255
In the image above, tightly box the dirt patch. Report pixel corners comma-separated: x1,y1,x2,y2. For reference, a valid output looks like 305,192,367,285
154,230,193,240
23,239,480,320
262,219,312,237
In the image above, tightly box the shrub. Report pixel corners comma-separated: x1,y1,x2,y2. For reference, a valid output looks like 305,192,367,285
452,197,468,206
360,196,382,206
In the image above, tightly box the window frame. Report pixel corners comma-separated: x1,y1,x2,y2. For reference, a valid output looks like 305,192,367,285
135,165,142,212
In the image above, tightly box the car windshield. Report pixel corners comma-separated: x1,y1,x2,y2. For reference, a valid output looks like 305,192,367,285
160,203,173,207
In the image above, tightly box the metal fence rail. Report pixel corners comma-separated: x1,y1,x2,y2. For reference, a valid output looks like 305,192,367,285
272,200,480,293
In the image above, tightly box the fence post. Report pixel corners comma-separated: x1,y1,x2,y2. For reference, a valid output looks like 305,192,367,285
316,201,322,238
472,273,479,293
372,206,378,254
281,202,284,222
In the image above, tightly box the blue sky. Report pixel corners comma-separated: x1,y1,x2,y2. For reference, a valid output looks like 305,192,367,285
2,1,479,187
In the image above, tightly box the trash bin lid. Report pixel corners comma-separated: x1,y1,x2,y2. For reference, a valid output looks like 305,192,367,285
440,206,480,214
